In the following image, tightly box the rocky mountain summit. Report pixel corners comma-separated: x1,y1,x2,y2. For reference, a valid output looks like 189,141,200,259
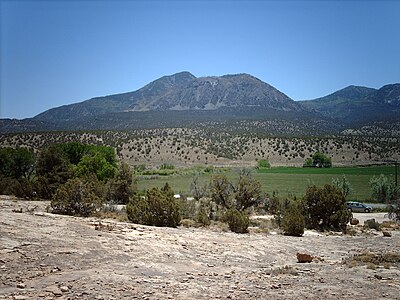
34,72,305,122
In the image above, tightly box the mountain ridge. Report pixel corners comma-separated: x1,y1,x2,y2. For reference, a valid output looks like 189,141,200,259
1,72,399,134
298,83,400,123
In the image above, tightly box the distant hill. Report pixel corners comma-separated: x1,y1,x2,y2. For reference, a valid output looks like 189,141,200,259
299,84,400,124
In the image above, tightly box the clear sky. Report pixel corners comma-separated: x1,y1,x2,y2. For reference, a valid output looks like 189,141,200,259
1,0,399,119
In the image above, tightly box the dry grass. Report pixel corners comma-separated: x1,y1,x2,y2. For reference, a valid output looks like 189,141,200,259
345,251,400,268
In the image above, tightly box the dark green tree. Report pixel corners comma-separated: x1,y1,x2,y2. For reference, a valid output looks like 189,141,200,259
209,174,234,209
311,152,332,168
281,202,305,237
126,183,181,227
234,173,262,210
224,209,249,233
36,146,72,199
303,184,351,231
0,147,35,179
51,176,104,217
105,161,136,204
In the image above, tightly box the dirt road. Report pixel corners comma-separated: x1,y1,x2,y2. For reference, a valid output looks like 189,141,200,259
1,198,399,300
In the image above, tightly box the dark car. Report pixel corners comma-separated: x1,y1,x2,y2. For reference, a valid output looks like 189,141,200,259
346,201,373,213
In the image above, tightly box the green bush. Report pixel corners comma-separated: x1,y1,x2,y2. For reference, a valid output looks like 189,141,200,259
105,162,135,204
370,174,398,203
364,219,381,231
304,152,332,168
303,184,351,231
257,159,271,169
36,146,72,199
11,178,36,199
281,204,305,236
50,177,104,217
224,209,249,233
195,203,211,227
126,183,181,227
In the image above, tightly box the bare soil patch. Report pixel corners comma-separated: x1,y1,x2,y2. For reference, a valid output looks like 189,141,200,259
1,197,399,300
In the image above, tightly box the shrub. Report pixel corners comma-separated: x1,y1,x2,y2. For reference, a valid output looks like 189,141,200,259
370,174,398,203
179,196,197,220
105,162,136,205
126,184,181,227
50,177,104,217
11,178,36,199
210,174,233,209
303,184,351,231
257,159,271,169
195,203,211,227
267,196,291,227
281,204,305,236
36,146,72,199
304,152,332,168
332,175,352,199
224,209,249,233
234,173,262,211
364,219,381,231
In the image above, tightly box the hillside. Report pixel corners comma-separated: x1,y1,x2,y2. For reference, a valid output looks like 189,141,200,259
34,72,196,122
1,129,398,168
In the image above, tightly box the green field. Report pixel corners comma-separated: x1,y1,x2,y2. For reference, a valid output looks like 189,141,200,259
137,165,398,201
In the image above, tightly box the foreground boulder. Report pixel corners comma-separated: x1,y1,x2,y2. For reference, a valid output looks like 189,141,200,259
296,252,313,263
350,218,359,225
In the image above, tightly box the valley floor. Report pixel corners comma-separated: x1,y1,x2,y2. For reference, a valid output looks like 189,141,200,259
1,197,399,300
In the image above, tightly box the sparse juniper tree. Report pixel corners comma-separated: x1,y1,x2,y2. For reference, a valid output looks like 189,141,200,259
303,184,351,231
51,176,104,217
126,183,181,227
332,175,352,199
190,174,207,201
233,171,262,211
209,174,234,209
105,161,136,205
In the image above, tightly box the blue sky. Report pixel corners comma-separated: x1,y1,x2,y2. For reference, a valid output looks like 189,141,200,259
1,0,399,119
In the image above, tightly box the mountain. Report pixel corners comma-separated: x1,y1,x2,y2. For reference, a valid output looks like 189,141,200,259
34,71,196,122
2,71,399,134
299,84,400,124
34,72,306,122
127,73,303,112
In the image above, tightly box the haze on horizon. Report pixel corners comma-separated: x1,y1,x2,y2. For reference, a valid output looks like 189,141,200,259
1,0,399,119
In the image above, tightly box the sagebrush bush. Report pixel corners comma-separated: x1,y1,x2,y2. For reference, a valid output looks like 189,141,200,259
224,209,249,233
126,184,181,227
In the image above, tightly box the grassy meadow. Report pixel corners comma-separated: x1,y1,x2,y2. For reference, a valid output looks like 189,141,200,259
137,165,398,202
